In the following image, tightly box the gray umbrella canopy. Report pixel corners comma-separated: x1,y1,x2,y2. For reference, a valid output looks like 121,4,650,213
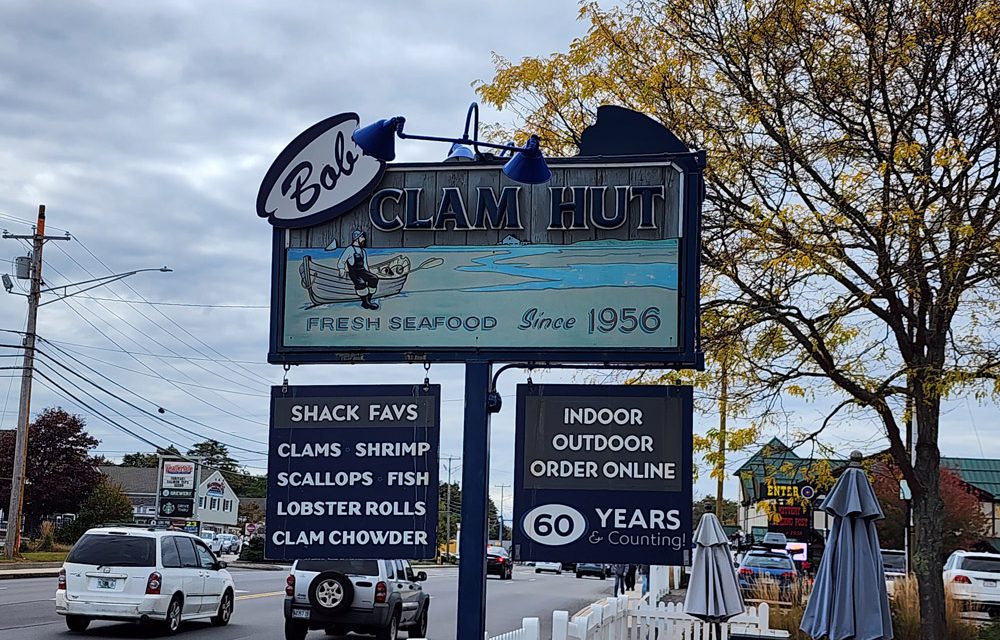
684,512,745,624
800,451,893,640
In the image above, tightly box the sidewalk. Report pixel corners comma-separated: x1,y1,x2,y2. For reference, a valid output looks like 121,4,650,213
0,565,61,580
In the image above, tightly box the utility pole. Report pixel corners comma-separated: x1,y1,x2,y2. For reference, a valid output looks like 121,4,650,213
443,456,457,560
3,205,68,558
2,206,166,558
495,483,510,546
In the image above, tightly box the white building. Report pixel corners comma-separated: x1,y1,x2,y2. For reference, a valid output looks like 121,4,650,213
196,470,239,531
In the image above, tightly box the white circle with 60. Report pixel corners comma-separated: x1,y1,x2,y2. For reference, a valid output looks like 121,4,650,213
522,504,587,546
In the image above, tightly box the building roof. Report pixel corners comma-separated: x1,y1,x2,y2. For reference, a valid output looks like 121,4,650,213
942,458,1000,500
734,438,847,504
99,465,158,495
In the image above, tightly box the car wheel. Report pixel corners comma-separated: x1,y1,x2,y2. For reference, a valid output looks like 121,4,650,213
506,568,513,580
375,609,399,640
308,572,354,615
211,589,233,626
557,570,562,575
407,602,428,638
535,568,540,574
601,574,606,580
576,573,583,579
163,596,183,635
65,615,90,632
285,619,309,640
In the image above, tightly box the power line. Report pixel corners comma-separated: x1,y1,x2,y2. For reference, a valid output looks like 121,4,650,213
48,339,268,366
44,253,269,399
42,338,267,399
45,294,268,428
63,295,268,309
33,373,258,479
69,237,273,387
35,346,267,452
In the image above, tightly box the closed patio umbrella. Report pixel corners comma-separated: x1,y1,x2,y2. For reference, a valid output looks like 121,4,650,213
684,511,746,639
800,450,893,640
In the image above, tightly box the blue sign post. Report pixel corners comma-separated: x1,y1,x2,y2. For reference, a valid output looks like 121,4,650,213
513,384,693,565
265,384,440,561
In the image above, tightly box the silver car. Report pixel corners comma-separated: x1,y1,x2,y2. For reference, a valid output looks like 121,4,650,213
284,559,429,640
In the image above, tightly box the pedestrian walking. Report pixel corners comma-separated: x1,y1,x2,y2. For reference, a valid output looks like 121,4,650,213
639,564,650,595
625,563,637,591
612,563,628,596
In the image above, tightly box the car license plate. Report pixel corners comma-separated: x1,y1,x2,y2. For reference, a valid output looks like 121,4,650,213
292,609,310,619
96,578,117,590
986,580,997,588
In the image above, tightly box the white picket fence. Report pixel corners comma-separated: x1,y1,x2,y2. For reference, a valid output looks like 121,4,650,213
490,593,789,640
488,617,540,640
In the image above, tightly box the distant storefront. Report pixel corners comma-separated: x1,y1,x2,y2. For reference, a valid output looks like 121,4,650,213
736,439,1000,558
100,465,238,531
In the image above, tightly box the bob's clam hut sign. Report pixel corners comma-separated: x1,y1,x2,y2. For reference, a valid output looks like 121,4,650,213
257,104,702,640
259,106,702,365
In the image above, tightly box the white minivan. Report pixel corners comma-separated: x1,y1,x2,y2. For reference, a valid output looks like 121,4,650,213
56,526,236,633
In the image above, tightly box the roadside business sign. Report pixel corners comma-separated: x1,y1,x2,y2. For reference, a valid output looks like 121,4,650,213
156,457,198,518
265,384,440,561
261,109,703,368
513,384,693,565
158,498,194,519
769,504,811,540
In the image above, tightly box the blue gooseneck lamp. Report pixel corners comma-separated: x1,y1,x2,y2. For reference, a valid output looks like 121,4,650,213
352,102,552,184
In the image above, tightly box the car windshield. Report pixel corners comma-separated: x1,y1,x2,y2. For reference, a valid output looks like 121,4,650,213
744,554,794,570
201,533,214,539
961,557,1000,573
487,547,508,556
67,534,156,567
297,560,379,575
881,552,906,571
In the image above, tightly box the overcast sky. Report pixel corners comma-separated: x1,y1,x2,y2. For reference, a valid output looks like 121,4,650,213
1,0,995,524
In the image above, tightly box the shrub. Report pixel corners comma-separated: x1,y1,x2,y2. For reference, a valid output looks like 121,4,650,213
239,536,265,562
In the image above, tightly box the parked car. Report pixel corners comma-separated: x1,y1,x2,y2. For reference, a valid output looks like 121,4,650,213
881,549,906,597
561,562,577,572
944,550,1000,616
737,549,798,599
217,534,241,555
283,559,428,640
534,561,562,575
486,546,513,580
575,563,606,579
56,526,235,633
200,531,224,554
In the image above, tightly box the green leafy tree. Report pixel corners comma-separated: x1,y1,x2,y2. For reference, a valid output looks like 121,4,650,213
478,1,1000,632
77,479,134,526
238,500,265,526
694,494,739,526
120,446,181,467
186,440,241,473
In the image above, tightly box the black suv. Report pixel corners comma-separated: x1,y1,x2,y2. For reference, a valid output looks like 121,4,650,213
284,559,429,640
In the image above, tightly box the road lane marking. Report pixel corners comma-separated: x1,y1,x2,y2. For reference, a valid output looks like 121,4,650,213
236,591,284,601
235,589,249,593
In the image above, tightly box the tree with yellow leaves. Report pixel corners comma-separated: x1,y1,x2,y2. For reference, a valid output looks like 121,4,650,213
478,1,1000,635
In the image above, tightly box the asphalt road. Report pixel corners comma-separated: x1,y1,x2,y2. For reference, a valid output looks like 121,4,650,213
0,565,613,640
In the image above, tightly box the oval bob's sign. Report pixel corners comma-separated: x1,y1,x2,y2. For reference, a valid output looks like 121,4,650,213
257,113,385,228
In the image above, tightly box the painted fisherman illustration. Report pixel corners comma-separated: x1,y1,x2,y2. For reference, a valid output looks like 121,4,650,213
338,229,380,310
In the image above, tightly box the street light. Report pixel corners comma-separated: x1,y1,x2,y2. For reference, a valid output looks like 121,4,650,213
352,102,552,184
1,205,172,558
